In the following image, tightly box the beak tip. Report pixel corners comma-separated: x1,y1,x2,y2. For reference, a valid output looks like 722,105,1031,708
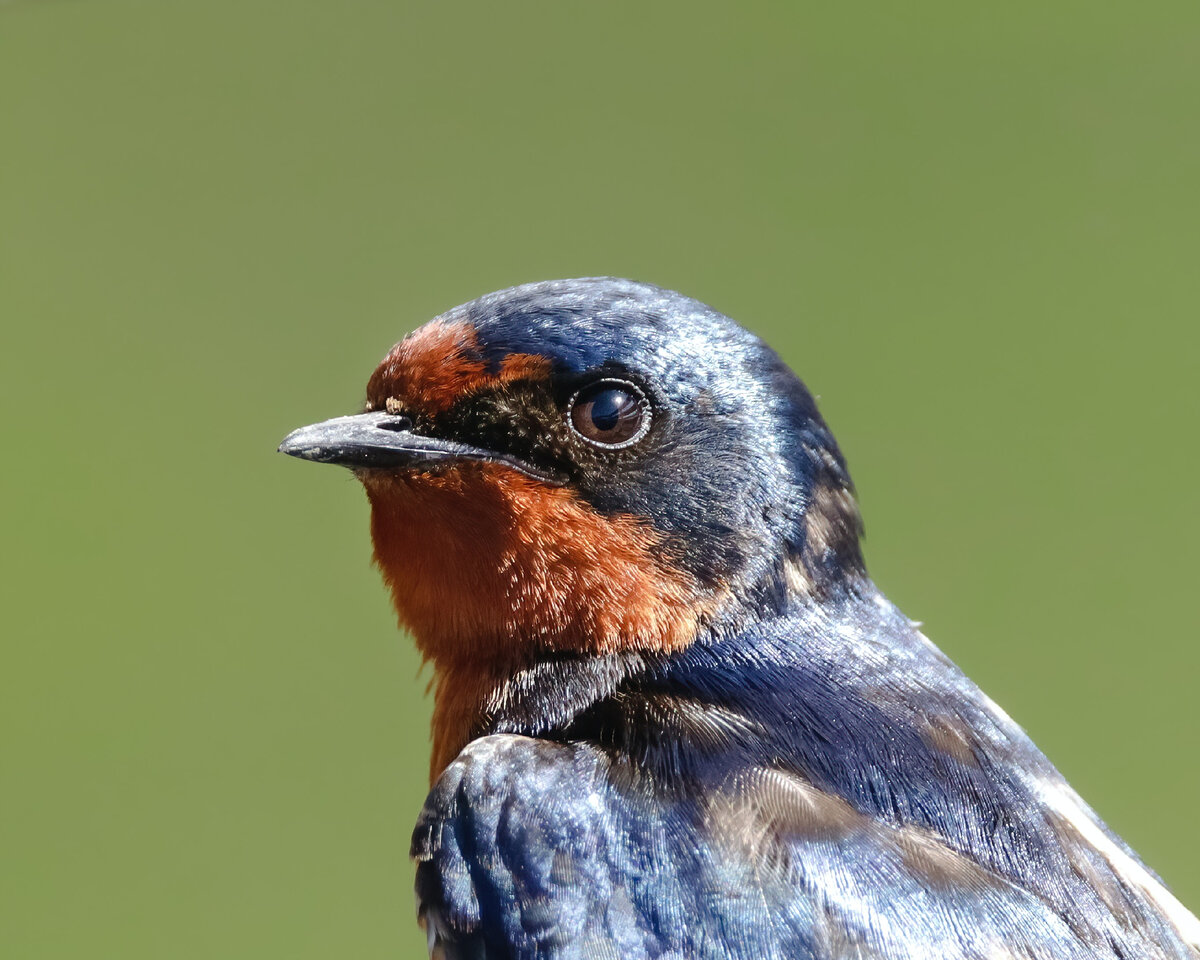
277,427,321,461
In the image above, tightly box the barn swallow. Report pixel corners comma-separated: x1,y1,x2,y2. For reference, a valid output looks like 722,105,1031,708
279,278,1199,959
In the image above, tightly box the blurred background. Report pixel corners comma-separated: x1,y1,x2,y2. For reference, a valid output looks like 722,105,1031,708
3,2,1197,956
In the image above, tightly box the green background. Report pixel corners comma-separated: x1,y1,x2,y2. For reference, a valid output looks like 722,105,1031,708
3,2,1197,956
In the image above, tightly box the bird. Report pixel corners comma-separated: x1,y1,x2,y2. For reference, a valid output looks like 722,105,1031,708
279,278,1198,959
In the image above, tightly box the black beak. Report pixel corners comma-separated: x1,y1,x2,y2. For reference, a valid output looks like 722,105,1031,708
277,412,558,482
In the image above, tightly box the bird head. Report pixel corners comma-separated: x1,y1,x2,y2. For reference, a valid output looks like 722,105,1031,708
280,279,863,767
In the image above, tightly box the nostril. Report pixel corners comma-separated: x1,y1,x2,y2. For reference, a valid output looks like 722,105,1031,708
376,415,413,432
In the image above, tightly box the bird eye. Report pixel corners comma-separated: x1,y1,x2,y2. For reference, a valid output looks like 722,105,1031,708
568,380,650,448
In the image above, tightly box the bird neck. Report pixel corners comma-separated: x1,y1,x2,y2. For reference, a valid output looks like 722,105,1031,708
422,575,871,783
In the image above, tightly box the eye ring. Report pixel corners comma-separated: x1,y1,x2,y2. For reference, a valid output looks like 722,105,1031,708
566,378,652,449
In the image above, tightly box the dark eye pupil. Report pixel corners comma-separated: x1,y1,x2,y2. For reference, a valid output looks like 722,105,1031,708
570,381,648,446
588,389,625,432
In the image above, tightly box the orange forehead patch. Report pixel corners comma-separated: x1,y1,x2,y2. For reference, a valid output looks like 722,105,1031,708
365,319,551,416
360,463,720,778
